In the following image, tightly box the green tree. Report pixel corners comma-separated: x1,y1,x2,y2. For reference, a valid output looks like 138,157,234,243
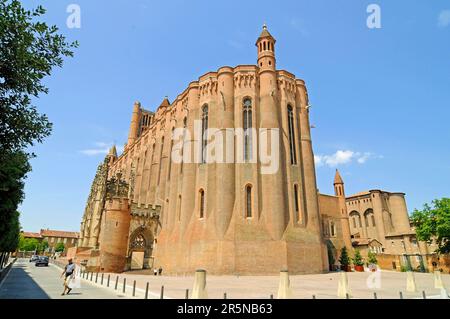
0,0,78,152
352,249,364,266
339,247,351,267
411,198,450,254
368,251,378,265
19,237,39,252
0,0,77,253
38,240,48,253
0,150,29,252
55,242,65,253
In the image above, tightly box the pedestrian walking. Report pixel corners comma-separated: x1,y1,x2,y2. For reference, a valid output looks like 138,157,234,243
60,258,76,295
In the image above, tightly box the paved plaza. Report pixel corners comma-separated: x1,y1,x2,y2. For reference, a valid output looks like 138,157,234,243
79,268,450,299
1,259,449,299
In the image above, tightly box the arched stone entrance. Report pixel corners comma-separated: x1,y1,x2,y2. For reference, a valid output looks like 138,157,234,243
127,225,155,270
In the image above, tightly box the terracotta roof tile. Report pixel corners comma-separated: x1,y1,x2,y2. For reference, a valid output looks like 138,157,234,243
40,229,79,238
22,232,42,239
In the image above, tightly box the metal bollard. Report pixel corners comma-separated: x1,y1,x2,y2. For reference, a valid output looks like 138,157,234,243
185,289,189,299
399,291,403,299
270,294,273,299
374,292,378,299
115,276,119,290
312,295,316,299
160,285,164,299
101,273,104,285
123,278,126,293
95,272,98,283
145,282,149,299
346,293,349,299
422,291,426,299
90,272,93,281
107,274,110,287
224,292,227,299
133,280,136,297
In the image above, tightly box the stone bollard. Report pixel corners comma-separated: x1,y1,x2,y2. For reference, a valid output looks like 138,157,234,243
337,271,352,299
406,271,417,293
440,288,449,299
191,269,208,299
145,282,149,299
434,271,444,289
277,270,292,299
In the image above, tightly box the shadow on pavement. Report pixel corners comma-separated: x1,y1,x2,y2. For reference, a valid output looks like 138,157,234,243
0,263,50,299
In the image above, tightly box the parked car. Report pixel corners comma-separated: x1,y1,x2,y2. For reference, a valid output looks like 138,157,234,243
29,255,39,262
35,256,49,267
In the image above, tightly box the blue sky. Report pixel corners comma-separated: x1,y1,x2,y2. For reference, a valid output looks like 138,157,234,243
19,0,450,232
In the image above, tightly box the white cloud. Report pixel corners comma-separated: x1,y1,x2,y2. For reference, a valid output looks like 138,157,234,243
438,10,450,27
315,150,381,167
80,142,123,156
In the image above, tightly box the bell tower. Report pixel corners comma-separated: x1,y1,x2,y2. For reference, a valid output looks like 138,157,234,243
334,169,353,251
256,24,276,71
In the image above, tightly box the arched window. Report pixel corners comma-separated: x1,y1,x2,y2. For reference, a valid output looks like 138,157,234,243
201,105,208,164
263,41,266,50
350,211,361,228
293,184,299,214
371,215,376,227
131,234,145,249
287,105,297,164
168,128,174,180
180,117,187,174
157,137,164,184
246,185,252,218
243,98,252,161
330,221,336,237
199,189,205,218
323,220,329,236
177,195,182,222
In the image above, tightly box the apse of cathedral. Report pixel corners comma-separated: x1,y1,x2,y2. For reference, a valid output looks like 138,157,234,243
77,26,427,274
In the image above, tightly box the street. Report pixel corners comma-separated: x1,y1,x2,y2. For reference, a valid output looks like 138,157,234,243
0,259,130,299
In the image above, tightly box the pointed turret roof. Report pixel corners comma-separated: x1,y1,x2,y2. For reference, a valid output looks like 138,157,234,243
108,145,117,157
257,24,275,42
334,169,344,184
159,96,170,108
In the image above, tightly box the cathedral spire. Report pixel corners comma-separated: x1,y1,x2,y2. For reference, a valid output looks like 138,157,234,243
108,145,117,158
334,169,344,185
334,169,345,197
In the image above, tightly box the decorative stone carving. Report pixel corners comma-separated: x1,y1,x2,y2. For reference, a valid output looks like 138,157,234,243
105,171,129,199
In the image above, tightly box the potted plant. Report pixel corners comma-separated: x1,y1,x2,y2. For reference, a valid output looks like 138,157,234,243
353,249,365,272
367,251,378,272
339,247,351,272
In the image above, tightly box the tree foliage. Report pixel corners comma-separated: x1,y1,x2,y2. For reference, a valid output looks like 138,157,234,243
0,0,77,252
339,247,351,266
0,150,30,252
18,236,39,252
411,198,450,254
55,242,65,253
0,0,78,151
367,251,378,265
352,249,364,266
38,240,48,253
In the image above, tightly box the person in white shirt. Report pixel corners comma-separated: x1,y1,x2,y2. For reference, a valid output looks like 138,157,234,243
60,258,76,295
